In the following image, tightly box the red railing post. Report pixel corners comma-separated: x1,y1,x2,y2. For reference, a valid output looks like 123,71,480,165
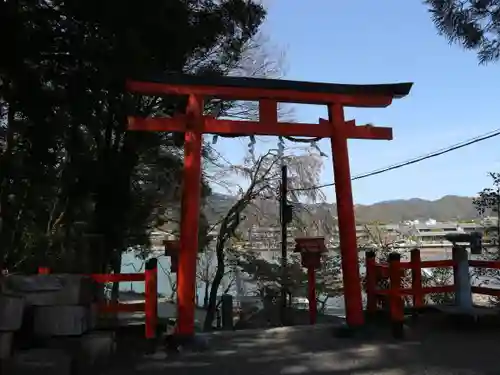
38,266,50,275
365,251,377,315
410,249,423,309
145,258,158,340
388,252,404,339
307,266,317,325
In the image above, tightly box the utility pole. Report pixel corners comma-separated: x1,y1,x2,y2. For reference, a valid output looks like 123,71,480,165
280,165,293,325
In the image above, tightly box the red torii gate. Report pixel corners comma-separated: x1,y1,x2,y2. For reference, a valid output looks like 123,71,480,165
126,75,413,336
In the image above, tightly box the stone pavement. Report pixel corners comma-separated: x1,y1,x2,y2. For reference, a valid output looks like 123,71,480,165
105,321,500,375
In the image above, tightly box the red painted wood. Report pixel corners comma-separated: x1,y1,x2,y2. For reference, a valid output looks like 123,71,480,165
128,116,393,140
98,302,145,313
126,80,394,107
471,286,500,297
410,249,424,308
388,255,404,325
90,273,145,283
420,259,454,268
145,259,158,339
365,252,377,314
307,267,317,325
328,103,364,327
38,267,50,275
125,76,411,335
469,260,500,269
176,95,204,336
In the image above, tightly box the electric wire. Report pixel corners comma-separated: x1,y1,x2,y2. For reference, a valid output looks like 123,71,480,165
291,127,500,192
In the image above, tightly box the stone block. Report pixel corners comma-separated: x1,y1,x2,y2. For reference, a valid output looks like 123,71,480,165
0,332,13,359
34,305,94,336
5,348,72,375
0,293,24,330
3,274,95,306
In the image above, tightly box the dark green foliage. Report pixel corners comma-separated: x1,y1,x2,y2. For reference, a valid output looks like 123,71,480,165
474,173,500,219
0,0,266,272
425,0,500,63
469,173,500,306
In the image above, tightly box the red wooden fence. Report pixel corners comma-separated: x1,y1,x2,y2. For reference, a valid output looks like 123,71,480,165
37,259,158,339
366,249,500,327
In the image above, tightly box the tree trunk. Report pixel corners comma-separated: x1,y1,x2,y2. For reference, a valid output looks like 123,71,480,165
203,280,210,309
318,297,329,313
203,247,225,331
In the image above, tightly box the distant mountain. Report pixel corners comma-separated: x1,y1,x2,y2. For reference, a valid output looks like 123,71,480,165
205,193,236,220
204,194,479,225
353,195,478,223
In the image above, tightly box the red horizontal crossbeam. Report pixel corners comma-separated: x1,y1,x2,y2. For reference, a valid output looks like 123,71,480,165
471,286,500,297
469,260,500,269
393,259,455,270
318,119,392,140
128,116,339,137
346,126,392,140
388,259,454,270
375,265,404,279
420,260,454,268
126,80,394,108
97,302,145,313
375,285,455,296
90,273,145,283
128,116,393,140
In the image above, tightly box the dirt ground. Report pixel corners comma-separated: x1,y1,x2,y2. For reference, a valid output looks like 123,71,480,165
103,313,500,375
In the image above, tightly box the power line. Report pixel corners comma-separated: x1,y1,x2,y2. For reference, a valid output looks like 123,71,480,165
292,127,500,192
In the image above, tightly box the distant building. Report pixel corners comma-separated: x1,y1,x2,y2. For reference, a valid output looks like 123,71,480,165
150,217,499,252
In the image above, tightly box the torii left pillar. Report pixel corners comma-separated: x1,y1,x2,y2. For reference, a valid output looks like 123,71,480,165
177,95,204,336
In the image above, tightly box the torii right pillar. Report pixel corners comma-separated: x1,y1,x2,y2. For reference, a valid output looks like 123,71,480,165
325,104,393,330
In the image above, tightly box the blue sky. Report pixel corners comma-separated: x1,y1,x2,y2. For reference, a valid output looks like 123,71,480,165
212,0,500,205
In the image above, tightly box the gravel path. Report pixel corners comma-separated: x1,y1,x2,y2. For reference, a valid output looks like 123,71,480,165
105,318,500,375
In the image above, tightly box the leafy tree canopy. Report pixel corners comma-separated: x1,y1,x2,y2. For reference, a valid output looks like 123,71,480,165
426,0,500,63
0,0,266,272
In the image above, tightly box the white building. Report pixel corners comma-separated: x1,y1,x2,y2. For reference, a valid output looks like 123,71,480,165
149,217,499,252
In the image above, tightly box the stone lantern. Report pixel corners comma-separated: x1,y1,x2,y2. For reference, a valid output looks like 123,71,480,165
294,236,327,325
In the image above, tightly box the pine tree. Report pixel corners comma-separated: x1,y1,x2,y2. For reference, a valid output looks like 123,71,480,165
425,0,500,63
